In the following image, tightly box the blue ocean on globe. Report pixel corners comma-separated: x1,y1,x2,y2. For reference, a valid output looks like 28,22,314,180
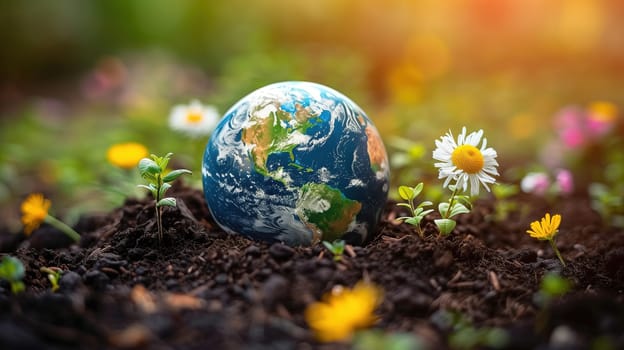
202,81,389,246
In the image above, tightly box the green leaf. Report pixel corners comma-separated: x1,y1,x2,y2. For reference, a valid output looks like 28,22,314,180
156,153,173,170
11,281,25,294
420,209,434,217
138,184,158,198
322,241,334,250
0,256,25,281
405,217,422,226
162,169,192,183
157,197,177,207
138,158,161,179
439,202,450,217
449,203,470,217
322,240,345,256
159,183,172,198
456,195,473,209
396,203,412,209
398,186,414,201
413,182,424,197
417,200,433,208
540,273,572,297
435,218,456,235
137,184,156,191
493,184,518,199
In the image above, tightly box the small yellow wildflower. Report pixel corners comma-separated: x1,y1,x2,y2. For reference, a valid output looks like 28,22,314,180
21,193,51,235
20,194,81,242
527,213,561,240
107,142,148,169
305,282,382,343
526,213,565,266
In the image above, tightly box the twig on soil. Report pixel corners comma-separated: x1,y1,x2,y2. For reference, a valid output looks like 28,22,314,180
488,270,501,291
429,278,441,291
381,235,409,242
448,281,479,289
344,244,356,258
449,270,463,284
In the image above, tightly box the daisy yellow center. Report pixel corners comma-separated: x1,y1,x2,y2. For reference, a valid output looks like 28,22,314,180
451,144,484,174
185,111,203,124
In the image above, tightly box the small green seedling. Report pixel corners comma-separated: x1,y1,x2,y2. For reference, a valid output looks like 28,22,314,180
589,182,624,228
40,267,62,292
322,239,346,261
138,153,192,242
534,272,572,308
0,256,25,294
490,183,519,222
435,185,472,235
396,183,434,238
433,310,508,350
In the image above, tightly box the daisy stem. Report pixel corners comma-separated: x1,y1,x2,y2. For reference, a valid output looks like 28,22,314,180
444,187,459,219
549,239,566,267
44,215,81,242
155,174,164,244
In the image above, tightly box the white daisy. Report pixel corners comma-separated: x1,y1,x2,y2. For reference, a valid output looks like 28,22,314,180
169,100,219,138
433,127,499,196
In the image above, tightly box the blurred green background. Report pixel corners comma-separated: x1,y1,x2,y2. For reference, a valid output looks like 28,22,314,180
1,0,623,230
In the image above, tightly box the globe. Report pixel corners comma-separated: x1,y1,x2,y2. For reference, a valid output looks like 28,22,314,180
202,82,389,246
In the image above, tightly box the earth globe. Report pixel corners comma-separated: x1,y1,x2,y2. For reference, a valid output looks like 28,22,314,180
202,81,389,246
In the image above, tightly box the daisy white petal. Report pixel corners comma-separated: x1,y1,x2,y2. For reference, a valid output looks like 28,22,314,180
432,127,499,196
169,100,219,138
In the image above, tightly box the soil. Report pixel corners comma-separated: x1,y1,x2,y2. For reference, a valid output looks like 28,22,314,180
1,185,623,350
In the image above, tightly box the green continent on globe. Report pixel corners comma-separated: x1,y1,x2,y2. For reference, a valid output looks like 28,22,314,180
241,104,319,181
295,183,362,242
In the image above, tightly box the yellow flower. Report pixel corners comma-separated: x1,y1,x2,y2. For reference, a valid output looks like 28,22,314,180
588,101,617,123
526,213,565,266
526,213,561,240
305,282,382,342
21,193,51,235
107,142,148,169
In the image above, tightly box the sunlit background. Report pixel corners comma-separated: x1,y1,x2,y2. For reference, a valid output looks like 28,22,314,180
1,0,623,229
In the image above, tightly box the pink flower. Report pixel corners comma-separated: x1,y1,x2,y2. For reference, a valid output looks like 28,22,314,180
560,128,586,149
554,107,584,130
554,107,587,150
521,172,551,196
555,169,574,195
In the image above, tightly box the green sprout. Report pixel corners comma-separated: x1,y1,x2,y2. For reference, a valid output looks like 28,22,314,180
490,183,519,222
40,267,62,292
433,310,508,350
322,239,346,261
534,272,573,332
0,256,25,294
138,153,192,242
534,272,572,308
396,183,434,237
589,182,624,228
434,185,472,235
